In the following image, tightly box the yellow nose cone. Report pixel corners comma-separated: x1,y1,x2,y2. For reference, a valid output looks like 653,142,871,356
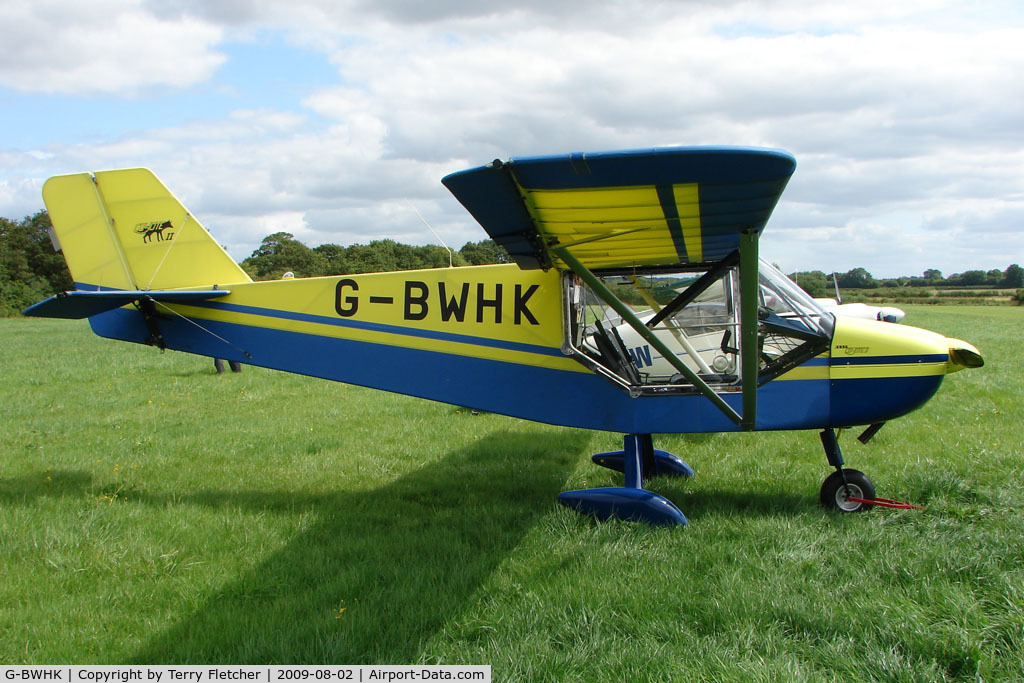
946,338,984,373
830,319,983,379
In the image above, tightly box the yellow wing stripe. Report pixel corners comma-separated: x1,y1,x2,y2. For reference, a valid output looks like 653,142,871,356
517,183,703,269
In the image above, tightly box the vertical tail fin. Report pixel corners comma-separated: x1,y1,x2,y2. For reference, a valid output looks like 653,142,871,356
43,168,252,291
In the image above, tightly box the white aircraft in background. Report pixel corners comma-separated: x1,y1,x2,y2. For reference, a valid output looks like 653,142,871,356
815,298,906,323
814,274,906,323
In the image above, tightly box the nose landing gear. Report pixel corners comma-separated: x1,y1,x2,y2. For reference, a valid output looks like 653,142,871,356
820,468,876,512
817,428,924,512
819,428,877,513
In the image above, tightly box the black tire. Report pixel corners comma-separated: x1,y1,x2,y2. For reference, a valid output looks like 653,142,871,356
820,469,876,512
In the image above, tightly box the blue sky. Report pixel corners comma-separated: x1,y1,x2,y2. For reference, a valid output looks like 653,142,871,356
1,35,335,148
1,0,1022,278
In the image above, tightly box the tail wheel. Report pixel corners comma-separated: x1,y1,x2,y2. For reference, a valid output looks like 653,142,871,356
820,469,876,512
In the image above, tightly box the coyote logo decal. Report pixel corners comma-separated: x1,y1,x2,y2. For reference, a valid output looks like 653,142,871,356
135,220,174,243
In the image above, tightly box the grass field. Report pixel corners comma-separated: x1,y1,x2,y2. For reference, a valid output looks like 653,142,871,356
2,307,1022,679
840,288,1020,306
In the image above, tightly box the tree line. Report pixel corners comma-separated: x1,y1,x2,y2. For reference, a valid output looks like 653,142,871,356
0,211,511,315
2,210,1021,315
1,212,73,316
239,231,510,280
786,265,1024,299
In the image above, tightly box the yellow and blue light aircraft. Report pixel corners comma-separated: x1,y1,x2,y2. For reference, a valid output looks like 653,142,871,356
25,147,983,525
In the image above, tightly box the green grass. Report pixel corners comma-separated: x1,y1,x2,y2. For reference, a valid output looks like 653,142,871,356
842,288,1018,306
2,307,1022,679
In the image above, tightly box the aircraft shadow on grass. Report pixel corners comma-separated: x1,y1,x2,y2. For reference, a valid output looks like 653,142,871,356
1,429,811,662
3,430,580,662
0,471,78,502
127,429,585,663
0,432,815,663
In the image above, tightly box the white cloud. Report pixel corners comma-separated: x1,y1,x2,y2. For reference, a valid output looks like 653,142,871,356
1,0,1022,276
0,0,225,95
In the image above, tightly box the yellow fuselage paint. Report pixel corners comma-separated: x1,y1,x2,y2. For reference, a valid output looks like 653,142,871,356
830,318,949,380
172,264,584,374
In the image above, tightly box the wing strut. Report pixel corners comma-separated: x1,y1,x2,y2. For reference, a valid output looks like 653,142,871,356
738,229,759,430
552,245,748,428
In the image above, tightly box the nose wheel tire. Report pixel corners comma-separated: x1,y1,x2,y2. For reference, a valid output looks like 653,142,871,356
820,469,876,512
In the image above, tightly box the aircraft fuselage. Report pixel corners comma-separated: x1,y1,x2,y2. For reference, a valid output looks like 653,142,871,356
84,261,973,436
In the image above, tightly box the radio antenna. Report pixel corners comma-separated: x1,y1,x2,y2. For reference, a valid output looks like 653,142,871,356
406,200,454,268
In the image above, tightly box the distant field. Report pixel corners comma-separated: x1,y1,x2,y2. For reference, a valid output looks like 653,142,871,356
841,288,1020,306
2,307,1022,679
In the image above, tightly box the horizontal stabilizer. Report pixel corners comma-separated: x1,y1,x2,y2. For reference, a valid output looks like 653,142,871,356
23,289,230,319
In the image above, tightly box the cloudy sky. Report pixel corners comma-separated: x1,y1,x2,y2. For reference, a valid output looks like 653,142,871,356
1,0,1022,277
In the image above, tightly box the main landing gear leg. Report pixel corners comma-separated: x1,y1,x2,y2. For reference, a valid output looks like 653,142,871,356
557,434,693,526
819,428,876,513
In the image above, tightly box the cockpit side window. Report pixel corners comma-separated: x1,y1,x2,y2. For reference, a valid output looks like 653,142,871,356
563,267,742,394
562,258,834,395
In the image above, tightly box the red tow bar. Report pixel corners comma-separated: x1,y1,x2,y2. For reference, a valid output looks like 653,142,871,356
848,497,925,510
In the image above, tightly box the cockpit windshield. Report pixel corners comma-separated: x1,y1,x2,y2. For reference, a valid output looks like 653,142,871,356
758,259,834,338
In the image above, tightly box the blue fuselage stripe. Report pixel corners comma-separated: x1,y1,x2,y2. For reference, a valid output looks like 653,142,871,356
832,354,947,366
88,306,834,433
186,299,564,358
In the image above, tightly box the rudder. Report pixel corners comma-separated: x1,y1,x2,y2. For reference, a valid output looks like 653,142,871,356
43,168,251,291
